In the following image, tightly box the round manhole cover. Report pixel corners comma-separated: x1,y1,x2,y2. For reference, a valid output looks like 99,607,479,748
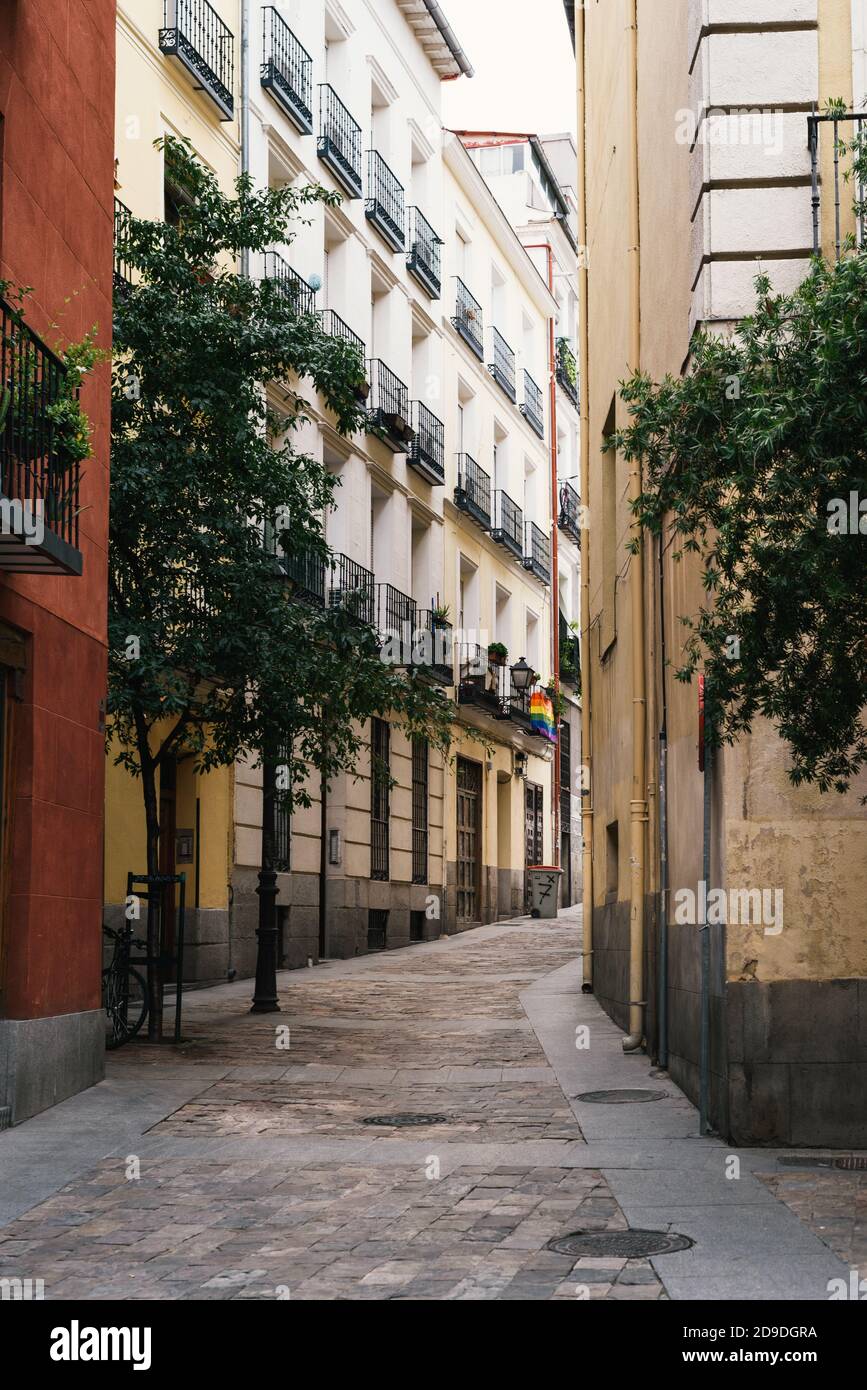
833,1156,867,1172
361,1113,449,1128
574,1089,668,1104
547,1229,693,1259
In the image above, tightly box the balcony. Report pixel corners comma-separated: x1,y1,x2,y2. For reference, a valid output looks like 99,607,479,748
327,553,375,626
114,198,133,298
377,583,417,666
281,544,326,607
366,152,405,253
367,359,414,453
452,278,484,360
454,453,491,532
808,110,867,257
414,610,454,686
457,644,504,718
409,401,445,485
159,0,234,121
406,206,442,298
318,85,363,199
260,6,313,135
556,338,579,407
523,520,551,585
559,612,581,691
319,309,369,401
0,296,83,575
558,478,582,544
263,252,316,314
506,682,539,733
491,490,523,561
488,327,516,402
520,369,545,438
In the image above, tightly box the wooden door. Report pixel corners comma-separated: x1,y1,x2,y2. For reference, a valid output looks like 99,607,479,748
456,757,482,921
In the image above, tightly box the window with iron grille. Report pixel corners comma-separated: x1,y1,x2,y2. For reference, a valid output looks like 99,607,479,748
412,737,429,884
275,743,291,873
368,909,388,951
410,910,426,942
370,717,390,881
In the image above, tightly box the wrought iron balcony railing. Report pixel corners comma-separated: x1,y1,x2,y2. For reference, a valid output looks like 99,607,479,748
318,85,363,199
409,401,445,485
319,309,365,359
559,611,580,690
556,338,579,406
454,453,491,531
523,520,551,585
491,489,523,560
0,296,82,575
114,198,134,297
159,0,234,121
263,252,316,314
452,278,484,359
558,478,582,544
457,643,504,716
808,110,867,258
366,151,405,253
260,5,313,135
327,552,375,625
281,544,327,606
520,369,545,438
506,680,539,732
406,206,442,298
377,583,417,665
488,326,516,401
367,359,414,453
414,610,454,686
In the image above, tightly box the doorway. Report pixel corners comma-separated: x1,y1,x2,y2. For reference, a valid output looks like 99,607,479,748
456,757,482,922
524,780,544,910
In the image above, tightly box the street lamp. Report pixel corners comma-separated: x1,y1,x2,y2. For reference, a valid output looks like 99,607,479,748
510,656,535,692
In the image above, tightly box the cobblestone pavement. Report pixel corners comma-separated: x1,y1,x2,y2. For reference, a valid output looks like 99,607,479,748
0,915,667,1300
756,1169,867,1281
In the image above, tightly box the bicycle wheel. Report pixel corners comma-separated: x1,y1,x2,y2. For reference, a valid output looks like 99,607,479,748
103,965,148,1049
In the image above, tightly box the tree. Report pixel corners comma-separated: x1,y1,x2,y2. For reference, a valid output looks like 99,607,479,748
110,138,451,1038
614,247,867,794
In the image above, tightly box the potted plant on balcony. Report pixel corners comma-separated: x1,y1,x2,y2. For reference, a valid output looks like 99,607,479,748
431,603,450,627
487,641,508,666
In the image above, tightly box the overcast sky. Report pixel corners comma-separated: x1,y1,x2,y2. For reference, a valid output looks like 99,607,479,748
441,0,576,137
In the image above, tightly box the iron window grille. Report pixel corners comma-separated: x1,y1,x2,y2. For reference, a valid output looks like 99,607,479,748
523,520,551,584
159,0,235,121
367,359,414,451
488,326,516,401
558,479,582,544
260,6,313,134
377,583,417,664
274,742,291,872
491,489,524,560
452,278,484,359
263,252,316,314
370,718,390,882
327,552,375,625
318,84,363,199
366,151,406,253
406,206,443,298
409,401,445,484
454,453,492,531
281,544,327,606
520,369,545,438
556,338,579,406
114,198,134,296
0,295,82,575
412,736,429,884
367,908,388,951
808,111,867,257
414,610,454,686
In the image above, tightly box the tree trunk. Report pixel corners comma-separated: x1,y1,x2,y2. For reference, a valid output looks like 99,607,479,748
140,749,163,1042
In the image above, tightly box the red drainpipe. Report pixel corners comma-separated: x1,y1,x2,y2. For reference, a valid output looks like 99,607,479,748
524,241,560,870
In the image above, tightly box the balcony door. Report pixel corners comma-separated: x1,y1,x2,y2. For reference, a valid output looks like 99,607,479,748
456,757,482,922
524,781,544,910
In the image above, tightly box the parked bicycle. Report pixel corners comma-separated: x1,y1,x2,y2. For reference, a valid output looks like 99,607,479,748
102,923,148,1049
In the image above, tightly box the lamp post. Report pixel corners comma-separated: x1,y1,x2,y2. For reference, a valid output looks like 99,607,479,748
251,742,281,1013
510,656,534,693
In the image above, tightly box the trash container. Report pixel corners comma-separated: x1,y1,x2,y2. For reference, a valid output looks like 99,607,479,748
526,866,562,919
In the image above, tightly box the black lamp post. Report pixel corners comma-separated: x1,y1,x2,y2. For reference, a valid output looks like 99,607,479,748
510,656,534,693
251,744,281,1013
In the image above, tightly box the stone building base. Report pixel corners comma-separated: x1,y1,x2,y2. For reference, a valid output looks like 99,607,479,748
0,1010,104,1126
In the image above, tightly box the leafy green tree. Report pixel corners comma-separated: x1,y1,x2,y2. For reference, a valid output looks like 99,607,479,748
110,138,451,1037
614,240,867,794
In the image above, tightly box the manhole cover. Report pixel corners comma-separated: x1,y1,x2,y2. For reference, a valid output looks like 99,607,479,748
833,1156,867,1172
547,1229,693,1258
574,1089,668,1104
361,1113,449,1128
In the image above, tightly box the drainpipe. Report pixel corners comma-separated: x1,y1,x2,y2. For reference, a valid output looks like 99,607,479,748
240,0,251,281
576,0,593,991
622,0,648,1053
525,242,560,872
657,533,669,1068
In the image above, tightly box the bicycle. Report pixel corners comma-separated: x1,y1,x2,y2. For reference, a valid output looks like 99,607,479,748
102,923,149,1049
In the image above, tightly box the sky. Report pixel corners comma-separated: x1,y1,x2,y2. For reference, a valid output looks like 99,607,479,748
441,0,576,138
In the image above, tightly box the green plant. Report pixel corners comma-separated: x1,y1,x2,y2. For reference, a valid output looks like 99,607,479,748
487,640,508,663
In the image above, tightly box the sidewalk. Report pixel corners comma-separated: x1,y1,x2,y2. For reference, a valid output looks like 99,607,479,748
0,908,857,1300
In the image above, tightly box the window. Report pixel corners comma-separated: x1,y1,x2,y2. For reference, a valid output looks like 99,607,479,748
370,718,390,881
605,820,619,900
274,743,291,873
368,909,388,951
601,397,617,657
412,737,429,884
163,142,196,228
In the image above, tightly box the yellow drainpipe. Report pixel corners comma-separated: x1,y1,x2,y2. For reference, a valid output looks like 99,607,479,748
623,0,648,1052
576,0,593,991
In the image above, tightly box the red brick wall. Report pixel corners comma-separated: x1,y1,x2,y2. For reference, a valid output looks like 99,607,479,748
0,1,114,1019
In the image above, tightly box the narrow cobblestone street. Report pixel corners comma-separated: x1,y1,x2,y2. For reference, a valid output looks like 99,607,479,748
0,910,860,1301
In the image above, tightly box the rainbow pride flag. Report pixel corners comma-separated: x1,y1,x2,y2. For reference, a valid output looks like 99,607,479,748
530,691,557,742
